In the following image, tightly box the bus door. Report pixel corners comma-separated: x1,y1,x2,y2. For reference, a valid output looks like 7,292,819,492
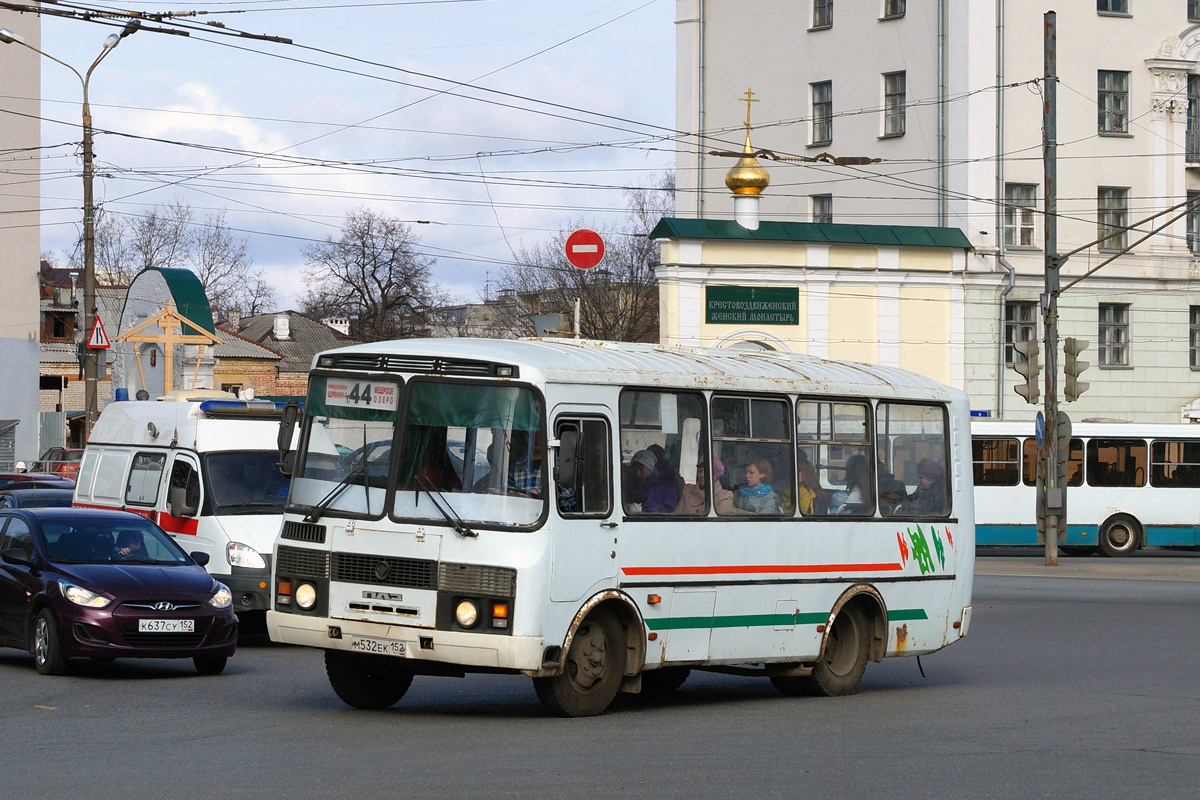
549,411,617,603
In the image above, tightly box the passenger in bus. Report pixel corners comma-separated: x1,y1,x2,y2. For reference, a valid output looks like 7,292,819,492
905,458,947,515
676,457,720,515
626,449,679,513
648,444,686,502
507,430,545,498
797,459,829,515
734,458,780,514
831,454,872,515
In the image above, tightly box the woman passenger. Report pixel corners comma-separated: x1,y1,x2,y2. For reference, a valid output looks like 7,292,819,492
797,459,829,515
734,458,780,514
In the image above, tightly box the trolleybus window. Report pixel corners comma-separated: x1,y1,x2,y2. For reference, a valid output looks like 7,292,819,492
1021,437,1083,487
877,402,950,518
1086,438,1145,488
1150,440,1200,487
711,395,793,516
619,389,705,515
394,380,546,528
972,437,1020,486
795,400,873,516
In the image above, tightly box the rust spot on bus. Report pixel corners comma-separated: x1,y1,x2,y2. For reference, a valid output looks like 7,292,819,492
895,623,908,651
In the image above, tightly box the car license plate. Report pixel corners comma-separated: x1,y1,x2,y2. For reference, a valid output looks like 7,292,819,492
138,619,195,633
348,637,406,656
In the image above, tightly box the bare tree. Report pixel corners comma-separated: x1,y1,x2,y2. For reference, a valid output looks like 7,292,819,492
493,171,674,342
68,200,276,316
300,208,442,341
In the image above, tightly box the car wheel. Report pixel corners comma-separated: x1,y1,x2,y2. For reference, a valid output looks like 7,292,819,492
32,609,69,676
193,655,228,675
324,650,413,709
533,609,625,717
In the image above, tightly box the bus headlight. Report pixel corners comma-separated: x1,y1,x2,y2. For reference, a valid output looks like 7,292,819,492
295,583,317,610
227,542,267,570
455,600,479,628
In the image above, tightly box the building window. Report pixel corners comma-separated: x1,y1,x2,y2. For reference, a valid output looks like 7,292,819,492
1098,187,1129,251
812,81,833,145
1098,303,1130,367
1189,76,1200,162
1097,0,1128,12
42,311,75,343
220,383,243,395
1005,301,1037,365
882,0,905,18
1191,0,1200,22
1191,307,1200,368
1188,191,1200,254
1098,71,1129,133
883,71,906,137
1004,183,1038,248
813,0,833,28
812,194,833,224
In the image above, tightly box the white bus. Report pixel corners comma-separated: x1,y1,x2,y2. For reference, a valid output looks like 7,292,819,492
266,339,975,716
972,420,1200,556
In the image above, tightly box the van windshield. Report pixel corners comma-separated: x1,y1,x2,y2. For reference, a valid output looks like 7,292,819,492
203,451,290,514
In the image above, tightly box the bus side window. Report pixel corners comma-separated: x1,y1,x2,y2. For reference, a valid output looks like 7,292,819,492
555,417,612,517
711,395,793,516
796,400,873,517
618,389,706,515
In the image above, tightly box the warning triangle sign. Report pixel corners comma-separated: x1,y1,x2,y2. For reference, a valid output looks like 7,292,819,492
87,316,111,349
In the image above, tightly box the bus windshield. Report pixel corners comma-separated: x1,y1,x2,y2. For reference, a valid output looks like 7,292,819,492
291,375,401,517
393,380,545,528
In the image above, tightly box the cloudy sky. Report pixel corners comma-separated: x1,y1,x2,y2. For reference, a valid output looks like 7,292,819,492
24,0,677,309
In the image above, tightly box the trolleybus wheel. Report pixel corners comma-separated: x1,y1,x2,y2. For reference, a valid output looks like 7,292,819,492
33,608,69,676
1099,515,1139,558
324,650,413,709
774,604,870,697
639,666,690,695
534,609,624,717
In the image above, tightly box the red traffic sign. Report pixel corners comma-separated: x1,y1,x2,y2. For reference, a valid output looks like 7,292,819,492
565,228,605,270
87,316,111,349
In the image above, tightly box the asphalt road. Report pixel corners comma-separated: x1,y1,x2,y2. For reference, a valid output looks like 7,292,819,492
3,556,1198,800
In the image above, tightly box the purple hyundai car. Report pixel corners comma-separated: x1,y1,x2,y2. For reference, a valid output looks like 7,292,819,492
0,508,238,675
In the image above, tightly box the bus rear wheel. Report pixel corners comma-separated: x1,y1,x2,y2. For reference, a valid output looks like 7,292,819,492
774,605,870,698
1099,515,1139,558
324,650,413,710
534,609,625,717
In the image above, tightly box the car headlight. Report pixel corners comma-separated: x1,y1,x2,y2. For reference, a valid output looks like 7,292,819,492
58,580,111,608
455,599,479,628
227,542,267,570
294,582,317,610
208,582,233,610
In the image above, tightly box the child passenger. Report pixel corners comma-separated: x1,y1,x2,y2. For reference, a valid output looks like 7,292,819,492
734,458,780,514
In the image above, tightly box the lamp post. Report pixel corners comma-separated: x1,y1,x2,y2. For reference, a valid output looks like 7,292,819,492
0,21,139,437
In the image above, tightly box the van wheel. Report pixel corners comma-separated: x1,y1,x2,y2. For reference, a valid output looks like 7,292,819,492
33,609,69,676
1099,515,1139,558
640,666,690,695
533,609,624,717
324,650,413,709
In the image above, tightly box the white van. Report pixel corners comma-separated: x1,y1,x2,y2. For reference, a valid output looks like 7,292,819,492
74,397,293,614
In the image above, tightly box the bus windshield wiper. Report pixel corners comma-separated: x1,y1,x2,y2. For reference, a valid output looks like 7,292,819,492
304,466,366,523
416,475,477,538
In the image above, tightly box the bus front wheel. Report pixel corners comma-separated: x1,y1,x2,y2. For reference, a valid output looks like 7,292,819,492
324,650,413,710
1099,515,1140,558
534,609,625,717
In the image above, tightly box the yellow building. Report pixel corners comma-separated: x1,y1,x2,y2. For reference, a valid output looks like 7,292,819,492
653,217,972,389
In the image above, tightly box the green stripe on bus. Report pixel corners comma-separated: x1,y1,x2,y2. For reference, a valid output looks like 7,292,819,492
644,608,928,631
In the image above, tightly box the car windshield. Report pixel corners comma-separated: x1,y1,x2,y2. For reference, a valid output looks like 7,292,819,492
203,451,290,514
41,518,190,565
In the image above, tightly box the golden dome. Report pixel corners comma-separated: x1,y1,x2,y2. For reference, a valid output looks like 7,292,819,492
724,130,770,195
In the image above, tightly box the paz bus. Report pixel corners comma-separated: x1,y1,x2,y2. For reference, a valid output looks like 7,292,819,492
266,339,975,716
972,420,1200,556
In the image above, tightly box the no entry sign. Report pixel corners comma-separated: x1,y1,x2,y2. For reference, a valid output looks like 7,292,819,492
565,228,605,270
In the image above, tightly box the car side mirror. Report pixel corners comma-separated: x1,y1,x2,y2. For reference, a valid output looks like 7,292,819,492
168,486,198,518
556,430,580,488
189,551,210,567
1,547,33,568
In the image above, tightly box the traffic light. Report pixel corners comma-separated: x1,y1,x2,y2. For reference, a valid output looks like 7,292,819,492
1013,338,1040,404
1063,337,1090,402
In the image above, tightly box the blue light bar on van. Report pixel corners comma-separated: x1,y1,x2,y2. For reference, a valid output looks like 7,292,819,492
198,400,286,418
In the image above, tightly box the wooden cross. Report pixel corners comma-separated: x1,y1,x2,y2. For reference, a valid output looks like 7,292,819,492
115,300,223,394
740,87,759,130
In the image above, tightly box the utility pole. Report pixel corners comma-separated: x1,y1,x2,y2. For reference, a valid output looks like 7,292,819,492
1041,11,1063,566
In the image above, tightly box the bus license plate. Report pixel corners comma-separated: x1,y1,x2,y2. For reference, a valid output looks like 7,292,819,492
138,619,195,633
349,637,407,656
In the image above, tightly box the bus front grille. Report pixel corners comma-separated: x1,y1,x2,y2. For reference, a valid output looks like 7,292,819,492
439,562,516,597
332,553,437,590
280,520,327,544
276,545,331,579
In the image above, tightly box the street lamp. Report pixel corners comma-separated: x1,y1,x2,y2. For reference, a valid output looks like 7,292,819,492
0,20,139,437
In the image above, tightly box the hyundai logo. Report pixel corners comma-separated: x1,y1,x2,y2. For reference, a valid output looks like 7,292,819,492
373,560,390,582
152,601,176,612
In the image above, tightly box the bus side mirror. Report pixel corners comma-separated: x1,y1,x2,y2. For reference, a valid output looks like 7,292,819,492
277,401,300,475
556,430,580,488
168,486,198,518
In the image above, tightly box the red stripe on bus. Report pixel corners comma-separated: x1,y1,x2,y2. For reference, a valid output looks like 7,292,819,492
621,563,904,576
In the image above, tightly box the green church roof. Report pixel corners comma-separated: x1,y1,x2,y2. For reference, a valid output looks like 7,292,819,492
650,217,973,250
